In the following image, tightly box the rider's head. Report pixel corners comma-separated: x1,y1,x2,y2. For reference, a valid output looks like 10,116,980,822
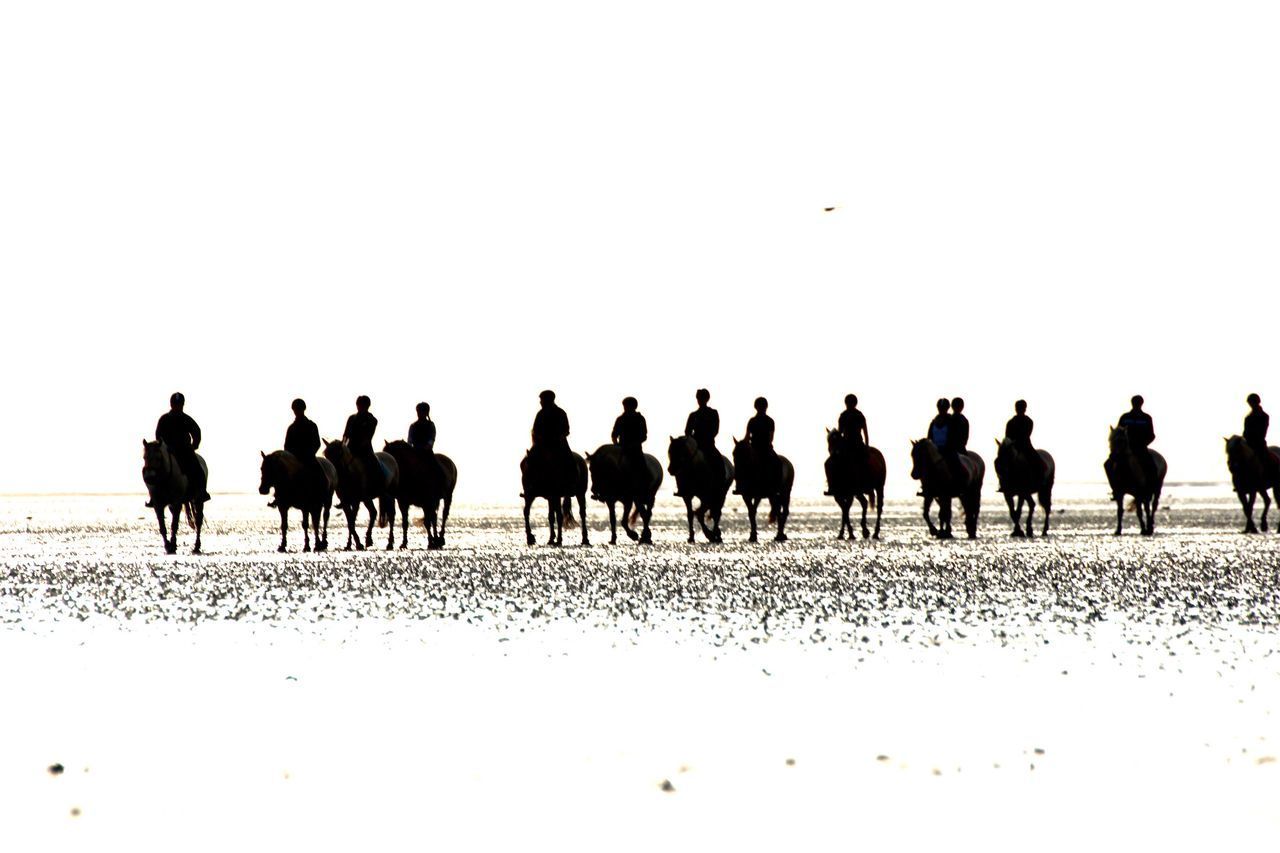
169,392,185,410
1014,399,1027,414
936,398,949,414
291,398,306,415
622,396,638,412
845,393,858,408
539,390,556,406
1247,393,1261,408
416,402,430,418
952,397,965,413
754,396,768,413
356,395,371,412
695,388,710,405
1131,395,1144,410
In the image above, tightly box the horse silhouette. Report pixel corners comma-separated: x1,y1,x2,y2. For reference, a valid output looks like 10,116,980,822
667,435,732,543
382,440,457,549
731,438,793,542
259,450,337,552
322,440,398,550
1104,426,1166,536
521,447,589,547
586,445,663,545
1225,436,1279,534
993,438,1055,537
142,440,206,554
909,439,983,539
824,430,885,540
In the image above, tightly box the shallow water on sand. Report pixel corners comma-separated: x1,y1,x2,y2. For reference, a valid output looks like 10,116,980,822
3,491,1279,850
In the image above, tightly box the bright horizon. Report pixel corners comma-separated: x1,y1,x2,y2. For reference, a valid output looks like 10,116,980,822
2,1,1275,500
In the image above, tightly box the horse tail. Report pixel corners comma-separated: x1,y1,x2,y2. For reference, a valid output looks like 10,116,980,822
628,506,641,526
378,498,392,528
561,496,579,529
767,506,778,524
869,490,877,510
184,502,196,530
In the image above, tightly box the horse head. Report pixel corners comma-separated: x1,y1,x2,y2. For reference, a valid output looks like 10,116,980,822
1108,426,1128,458
667,435,695,474
826,429,842,455
142,440,169,489
259,450,275,495
909,438,933,481
322,439,349,465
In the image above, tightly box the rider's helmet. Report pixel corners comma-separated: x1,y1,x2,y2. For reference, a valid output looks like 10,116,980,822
170,392,185,408
622,396,638,411
1247,393,1261,407
951,397,965,413
1131,395,1144,409
539,390,556,404
291,398,306,414
845,393,858,408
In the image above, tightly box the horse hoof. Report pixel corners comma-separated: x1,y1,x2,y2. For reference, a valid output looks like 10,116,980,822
355,542,365,551
774,533,788,543
748,535,758,544
872,532,881,540
192,546,202,555
400,543,409,551
165,544,177,555
1011,529,1025,538
277,545,287,553
626,531,639,542
526,535,536,546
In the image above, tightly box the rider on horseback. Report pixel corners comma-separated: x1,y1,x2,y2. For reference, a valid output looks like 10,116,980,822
1117,395,1157,485
949,397,971,480
1001,399,1045,488
837,393,869,480
343,395,384,490
276,398,322,506
408,402,446,484
532,390,574,484
746,397,781,492
1245,393,1276,480
612,397,648,493
677,388,720,497
152,392,209,506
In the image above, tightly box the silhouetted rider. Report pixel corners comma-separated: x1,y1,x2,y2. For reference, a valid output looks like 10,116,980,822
927,398,951,450
154,392,209,504
1245,393,1276,479
838,393,869,479
746,397,781,490
1117,395,1157,484
285,396,322,476
408,401,446,485
343,395,383,488
408,402,436,453
685,388,720,459
1004,399,1045,482
948,397,971,479
532,390,570,451
612,397,648,491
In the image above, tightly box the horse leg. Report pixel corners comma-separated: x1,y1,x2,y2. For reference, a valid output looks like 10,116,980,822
278,505,289,552
939,499,954,540
922,496,938,538
1024,495,1036,539
1114,498,1125,535
639,501,653,545
873,488,884,539
1005,493,1023,537
607,502,618,545
440,495,453,547
524,497,535,546
548,498,559,547
1261,489,1272,533
578,492,589,546
192,503,203,554
341,503,357,550
362,499,375,548
167,506,180,554
856,495,870,539
302,508,312,553
318,499,330,551
623,500,640,542
1242,491,1258,534
684,496,696,543
746,497,759,543
383,497,396,550
154,506,170,553
1040,487,1052,536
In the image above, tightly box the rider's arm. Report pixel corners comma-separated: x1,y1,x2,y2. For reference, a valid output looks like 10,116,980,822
189,418,202,450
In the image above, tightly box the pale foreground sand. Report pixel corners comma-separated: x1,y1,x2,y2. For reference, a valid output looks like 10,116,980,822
2,494,1278,850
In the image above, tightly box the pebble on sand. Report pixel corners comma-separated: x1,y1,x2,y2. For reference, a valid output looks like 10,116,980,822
660,779,676,792
47,763,64,776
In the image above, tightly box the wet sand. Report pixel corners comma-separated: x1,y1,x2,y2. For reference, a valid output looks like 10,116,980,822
2,492,1278,850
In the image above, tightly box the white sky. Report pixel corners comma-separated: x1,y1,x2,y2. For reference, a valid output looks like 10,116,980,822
1,1,1276,499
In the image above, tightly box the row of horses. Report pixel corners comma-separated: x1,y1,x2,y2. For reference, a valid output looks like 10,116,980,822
140,426,1279,554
